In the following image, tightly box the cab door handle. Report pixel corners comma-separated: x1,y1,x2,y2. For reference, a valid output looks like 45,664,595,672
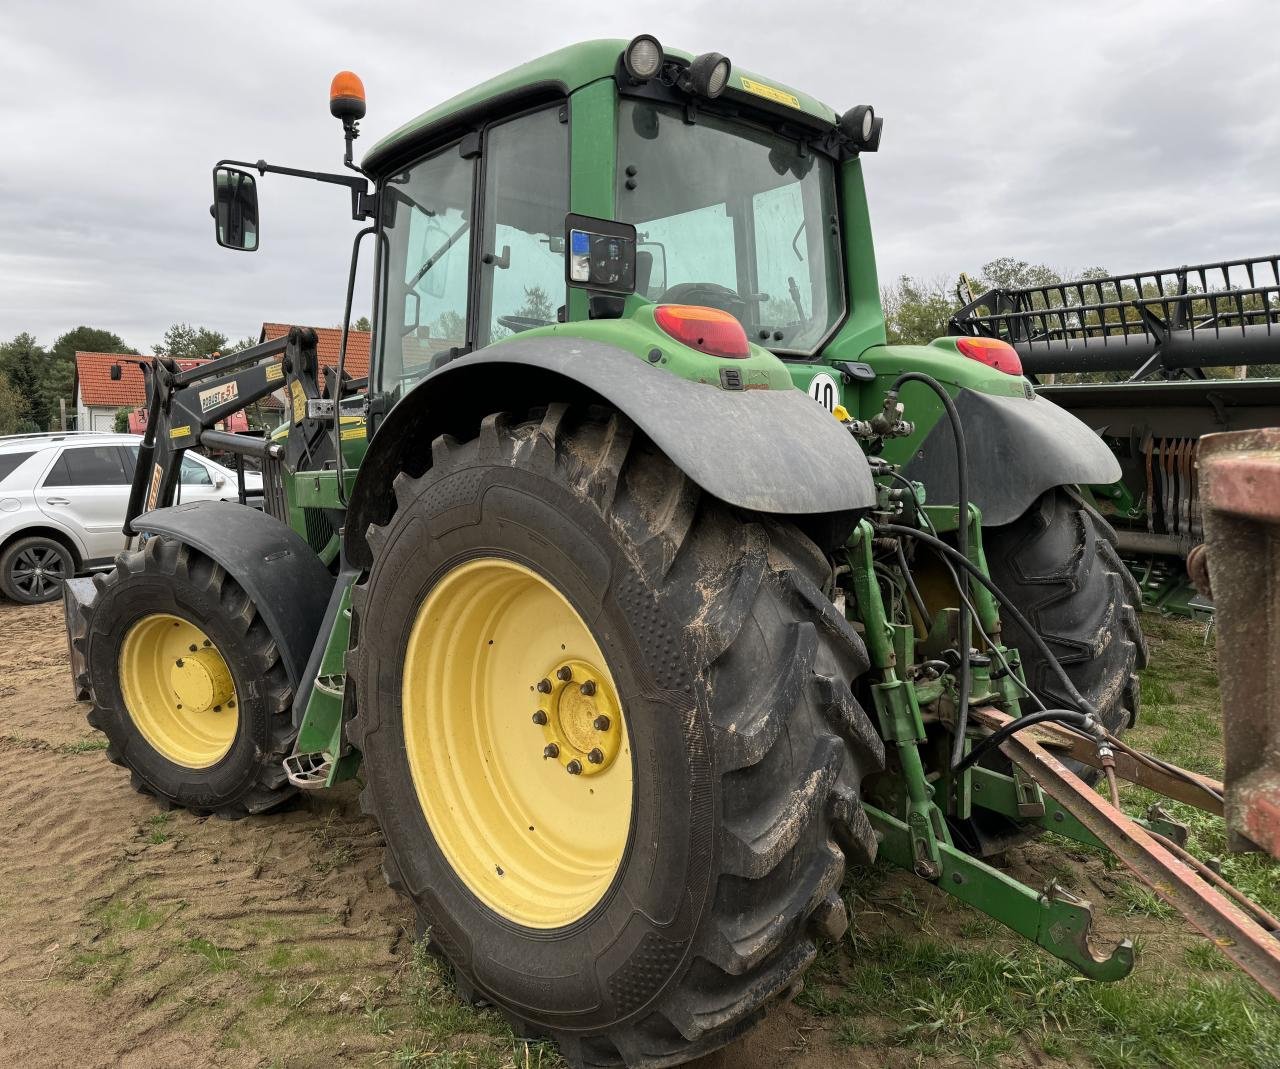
45,497,71,505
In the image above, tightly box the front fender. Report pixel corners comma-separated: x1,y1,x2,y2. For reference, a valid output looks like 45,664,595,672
131,501,334,688
345,336,876,569
902,389,1122,526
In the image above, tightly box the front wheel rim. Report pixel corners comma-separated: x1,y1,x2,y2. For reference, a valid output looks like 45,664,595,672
402,558,634,929
119,613,239,768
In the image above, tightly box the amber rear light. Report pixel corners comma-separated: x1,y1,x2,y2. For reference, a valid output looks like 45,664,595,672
653,305,750,359
955,336,1023,376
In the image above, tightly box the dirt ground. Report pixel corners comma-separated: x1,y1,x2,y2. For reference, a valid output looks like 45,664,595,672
0,602,1266,1067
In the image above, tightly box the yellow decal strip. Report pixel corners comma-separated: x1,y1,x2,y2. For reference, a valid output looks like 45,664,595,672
740,76,800,109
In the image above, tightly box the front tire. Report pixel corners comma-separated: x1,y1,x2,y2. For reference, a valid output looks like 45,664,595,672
77,536,296,818
349,405,884,1068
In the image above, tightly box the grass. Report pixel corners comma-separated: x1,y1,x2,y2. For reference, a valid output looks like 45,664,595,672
388,943,564,1069
801,930,1280,1068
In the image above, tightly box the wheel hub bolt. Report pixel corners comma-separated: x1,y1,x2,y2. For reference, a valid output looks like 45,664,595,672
531,710,548,726
175,658,185,668
556,666,573,682
593,715,611,731
580,680,596,696
536,678,552,694
543,743,559,759
588,748,604,764
565,759,583,775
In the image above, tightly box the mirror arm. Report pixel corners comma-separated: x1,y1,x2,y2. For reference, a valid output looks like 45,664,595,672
216,158,378,221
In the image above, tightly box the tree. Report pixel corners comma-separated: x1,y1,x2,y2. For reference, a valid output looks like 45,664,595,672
154,323,229,360
353,315,372,332
114,407,131,432
48,326,133,428
433,310,466,342
975,257,1061,293
0,333,50,430
515,286,555,323
881,275,957,345
0,374,30,436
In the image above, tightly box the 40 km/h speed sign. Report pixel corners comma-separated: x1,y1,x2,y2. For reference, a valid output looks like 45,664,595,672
808,372,839,412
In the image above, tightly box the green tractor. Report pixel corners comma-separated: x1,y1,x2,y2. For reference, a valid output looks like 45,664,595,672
70,35,1260,1067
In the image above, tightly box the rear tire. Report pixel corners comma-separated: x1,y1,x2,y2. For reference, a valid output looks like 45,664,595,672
986,487,1147,738
77,536,296,818
349,405,884,1068
0,534,72,604
963,487,1147,854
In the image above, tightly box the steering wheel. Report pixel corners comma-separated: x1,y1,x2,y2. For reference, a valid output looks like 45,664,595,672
497,315,552,333
656,282,750,320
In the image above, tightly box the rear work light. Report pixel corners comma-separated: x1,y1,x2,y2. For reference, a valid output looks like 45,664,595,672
955,336,1023,376
654,305,750,359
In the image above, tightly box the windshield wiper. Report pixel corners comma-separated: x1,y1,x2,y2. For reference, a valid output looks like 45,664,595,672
407,219,469,290
788,276,805,321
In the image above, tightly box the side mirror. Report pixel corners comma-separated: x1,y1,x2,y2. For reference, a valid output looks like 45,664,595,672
565,213,636,295
212,165,260,251
213,473,227,489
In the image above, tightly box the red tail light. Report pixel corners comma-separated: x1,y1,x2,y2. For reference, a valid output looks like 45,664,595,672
654,304,750,359
956,336,1022,376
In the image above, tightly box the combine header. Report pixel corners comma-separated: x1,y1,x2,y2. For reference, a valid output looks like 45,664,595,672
953,256,1280,611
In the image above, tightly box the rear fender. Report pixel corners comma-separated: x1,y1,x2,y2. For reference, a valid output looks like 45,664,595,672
345,337,877,569
903,389,1122,527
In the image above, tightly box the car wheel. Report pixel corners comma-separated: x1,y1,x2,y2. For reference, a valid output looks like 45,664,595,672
0,535,74,604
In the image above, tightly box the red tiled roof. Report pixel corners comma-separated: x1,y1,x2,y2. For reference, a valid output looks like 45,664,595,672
74,352,208,408
75,352,288,412
260,323,371,378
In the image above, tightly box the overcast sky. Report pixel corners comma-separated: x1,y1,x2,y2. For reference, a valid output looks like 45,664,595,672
3,1,1278,353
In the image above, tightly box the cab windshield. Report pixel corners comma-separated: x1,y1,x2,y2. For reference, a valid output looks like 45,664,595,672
616,99,844,356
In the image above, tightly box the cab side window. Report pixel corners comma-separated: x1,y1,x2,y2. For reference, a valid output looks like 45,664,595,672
476,107,569,346
378,145,476,399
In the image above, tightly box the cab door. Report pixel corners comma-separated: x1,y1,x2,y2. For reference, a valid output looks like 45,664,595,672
473,106,571,347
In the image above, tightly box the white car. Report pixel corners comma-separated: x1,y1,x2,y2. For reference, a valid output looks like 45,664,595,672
0,432,263,604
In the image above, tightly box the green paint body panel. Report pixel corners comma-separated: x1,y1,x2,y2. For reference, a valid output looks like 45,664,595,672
364,40,837,173
492,304,794,391
294,580,359,786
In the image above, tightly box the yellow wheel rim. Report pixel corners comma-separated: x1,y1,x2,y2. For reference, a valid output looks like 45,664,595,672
402,558,634,929
119,613,239,769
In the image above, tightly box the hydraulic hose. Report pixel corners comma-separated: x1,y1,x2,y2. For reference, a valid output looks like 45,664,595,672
877,523,1099,720
951,708,1098,778
888,373,971,770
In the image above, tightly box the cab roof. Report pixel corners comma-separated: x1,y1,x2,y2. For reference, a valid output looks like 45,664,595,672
362,39,839,175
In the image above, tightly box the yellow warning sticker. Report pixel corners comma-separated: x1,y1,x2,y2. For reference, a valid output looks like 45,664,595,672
290,379,307,424
740,76,800,109
265,361,284,383
169,425,192,439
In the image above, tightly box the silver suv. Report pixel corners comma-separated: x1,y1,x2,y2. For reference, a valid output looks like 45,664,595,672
0,432,262,604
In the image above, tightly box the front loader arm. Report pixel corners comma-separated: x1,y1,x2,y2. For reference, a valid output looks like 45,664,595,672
124,326,334,535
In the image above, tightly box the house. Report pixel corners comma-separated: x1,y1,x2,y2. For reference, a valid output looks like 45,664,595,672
258,323,372,379
73,352,208,431
73,325,373,433
73,352,257,432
